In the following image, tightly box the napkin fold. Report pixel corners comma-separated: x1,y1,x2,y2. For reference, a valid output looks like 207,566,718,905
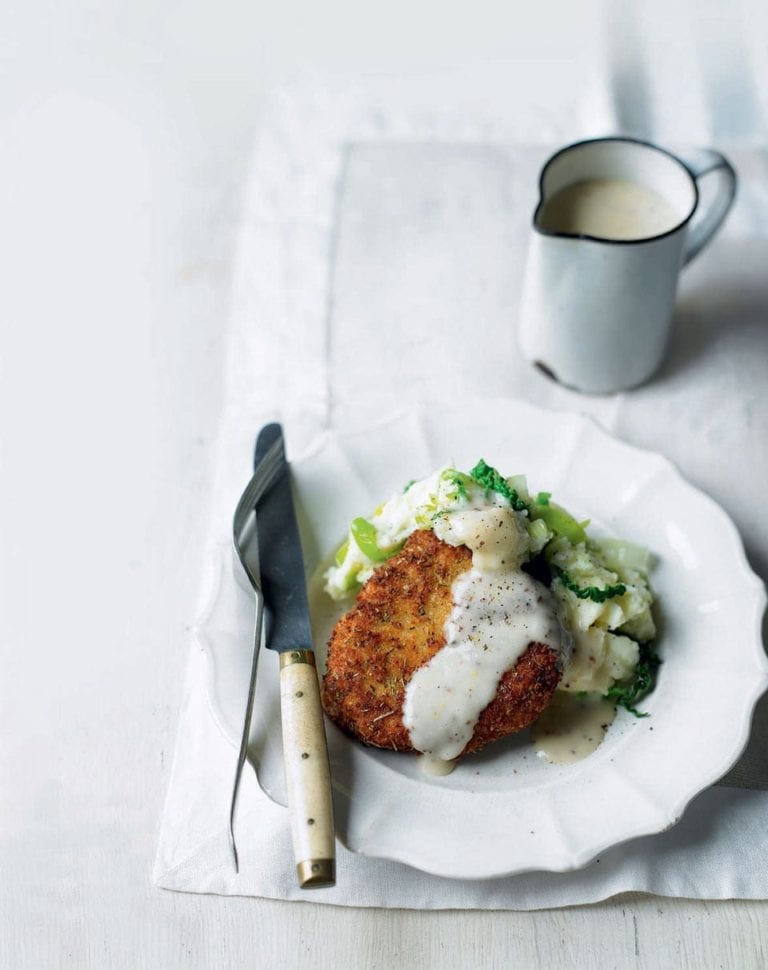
155,66,768,907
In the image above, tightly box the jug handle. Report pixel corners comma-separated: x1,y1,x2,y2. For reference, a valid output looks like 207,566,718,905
678,148,737,266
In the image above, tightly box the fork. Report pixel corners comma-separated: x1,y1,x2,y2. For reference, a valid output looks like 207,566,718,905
229,427,285,871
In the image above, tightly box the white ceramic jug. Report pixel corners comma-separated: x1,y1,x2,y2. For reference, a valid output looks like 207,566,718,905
518,137,736,393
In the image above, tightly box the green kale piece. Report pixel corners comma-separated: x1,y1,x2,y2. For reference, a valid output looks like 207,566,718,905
469,459,529,512
605,642,662,717
552,565,626,602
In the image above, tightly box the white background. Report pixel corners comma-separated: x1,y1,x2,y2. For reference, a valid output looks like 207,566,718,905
2,1,767,967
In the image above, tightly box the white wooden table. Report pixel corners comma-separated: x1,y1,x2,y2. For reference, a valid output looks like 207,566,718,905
2,2,766,967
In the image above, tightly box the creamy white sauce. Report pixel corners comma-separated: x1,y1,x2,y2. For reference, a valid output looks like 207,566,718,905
418,753,457,776
435,506,530,572
538,177,682,241
532,692,616,764
403,508,569,768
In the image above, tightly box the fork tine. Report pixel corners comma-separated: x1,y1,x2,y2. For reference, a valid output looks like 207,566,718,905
238,437,282,520
233,453,275,534
233,436,284,540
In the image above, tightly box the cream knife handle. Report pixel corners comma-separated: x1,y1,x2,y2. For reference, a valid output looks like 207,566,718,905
279,650,336,888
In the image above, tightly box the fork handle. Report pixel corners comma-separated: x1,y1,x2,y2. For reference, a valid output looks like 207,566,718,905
279,650,336,888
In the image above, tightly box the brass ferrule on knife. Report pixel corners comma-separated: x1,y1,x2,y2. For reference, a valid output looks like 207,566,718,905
280,650,316,669
296,858,336,888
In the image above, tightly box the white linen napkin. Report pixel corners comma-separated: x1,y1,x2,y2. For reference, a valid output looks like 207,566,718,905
154,60,768,907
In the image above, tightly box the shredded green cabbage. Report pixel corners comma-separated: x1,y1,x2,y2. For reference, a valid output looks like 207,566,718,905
551,564,627,603
604,642,662,716
469,459,529,512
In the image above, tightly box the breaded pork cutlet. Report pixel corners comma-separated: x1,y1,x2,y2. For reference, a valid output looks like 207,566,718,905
321,529,562,755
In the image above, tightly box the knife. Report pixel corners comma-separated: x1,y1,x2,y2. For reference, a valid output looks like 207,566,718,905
255,424,336,888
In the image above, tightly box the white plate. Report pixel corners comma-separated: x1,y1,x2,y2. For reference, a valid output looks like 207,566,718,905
199,399,768,880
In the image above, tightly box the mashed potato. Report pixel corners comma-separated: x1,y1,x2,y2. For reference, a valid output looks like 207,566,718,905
324,461,657,707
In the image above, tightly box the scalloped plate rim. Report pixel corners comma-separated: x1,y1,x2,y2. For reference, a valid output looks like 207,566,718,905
204,398,768,880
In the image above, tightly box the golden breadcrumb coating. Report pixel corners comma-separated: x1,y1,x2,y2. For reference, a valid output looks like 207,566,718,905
321,529,562,755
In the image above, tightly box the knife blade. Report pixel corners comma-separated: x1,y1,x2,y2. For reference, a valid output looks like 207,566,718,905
256,425,336,888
